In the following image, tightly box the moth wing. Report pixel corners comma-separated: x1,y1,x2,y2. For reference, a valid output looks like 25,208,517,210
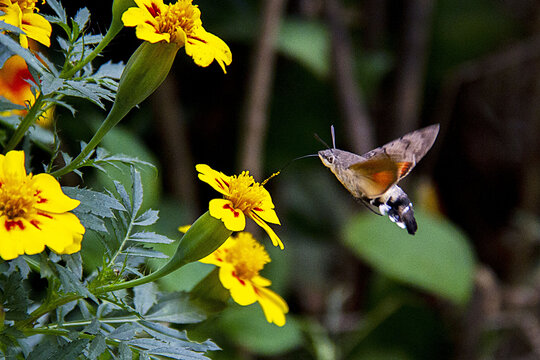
361,124,439,180
348,155,400,198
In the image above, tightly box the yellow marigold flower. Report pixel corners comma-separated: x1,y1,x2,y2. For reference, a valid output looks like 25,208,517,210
0,0,52,48
121,0,232,73
196,164,283,249
0,55,53,127
200,232,289,326
0,151,85,260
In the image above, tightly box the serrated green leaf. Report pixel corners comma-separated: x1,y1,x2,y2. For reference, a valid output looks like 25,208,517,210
0,97,26,111
131,168,143,216
118,342,132,360
58,338,90,359
63,187,125,218
0,33,45,74
55,264,97,302
134,283,158,315
8,257,30,278
45,0,67,22
40,73,64,95
114,181,131,211
83,318,101,335
343,211,475,304
144,292,206,324
73,8,90,32
146,347,211,360
87,334,106,360
122,247,168,259
1,272,30,320
129,231,175,244
108,323,138,341
138,321,220,352
134,209,159,226
94,61,124,79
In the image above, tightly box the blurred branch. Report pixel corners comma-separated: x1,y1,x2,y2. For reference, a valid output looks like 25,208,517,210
238,0,287,178
392,0,434,137
152,74,199,217
325,0,375,153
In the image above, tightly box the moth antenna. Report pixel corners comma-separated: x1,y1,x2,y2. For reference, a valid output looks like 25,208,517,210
331,125,336,149
261,154,319,185
314,133,331,149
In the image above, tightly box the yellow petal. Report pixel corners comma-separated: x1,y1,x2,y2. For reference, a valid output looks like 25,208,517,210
249,213,284,249
121,7,153,27
21,12,51,47
251,204,280,225
31,173,80,213
2,150,27,182
31,211,85,254
137,22,170,43
0,216,41,260
219,266,257,306
185,27,232,73
0,2,22,29
196,164,232,197
209,198,246,232
255,286,288,326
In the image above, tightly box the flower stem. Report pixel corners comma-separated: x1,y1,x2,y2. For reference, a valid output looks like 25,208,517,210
50,101,128,178
3,94,45,153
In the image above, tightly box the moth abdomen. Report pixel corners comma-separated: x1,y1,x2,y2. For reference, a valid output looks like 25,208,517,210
368,186,418,235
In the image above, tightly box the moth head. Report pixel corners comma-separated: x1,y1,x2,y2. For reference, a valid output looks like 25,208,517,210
318,149,337,169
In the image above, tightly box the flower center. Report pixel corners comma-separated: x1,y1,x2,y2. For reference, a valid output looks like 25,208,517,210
0,177,38,220
157,0,201,42
13,0,39,11
226,172,267,214
226,233,270,280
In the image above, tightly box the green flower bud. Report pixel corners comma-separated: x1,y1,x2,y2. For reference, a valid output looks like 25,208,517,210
113,41,180,119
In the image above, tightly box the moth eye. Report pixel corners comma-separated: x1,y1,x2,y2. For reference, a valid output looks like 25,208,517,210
327,155,335,164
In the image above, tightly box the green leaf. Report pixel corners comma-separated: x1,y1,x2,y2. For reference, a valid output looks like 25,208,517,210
108,323,138,341
129,231,175,244
73,8,90,33
144,292,206,324
277,19,330,78
63,187,126,218
55,264,97,302
134,283,158,315
343,211,475,304
0,34,46,74
87,334,106,360
122,247,168,259
134,209,159,226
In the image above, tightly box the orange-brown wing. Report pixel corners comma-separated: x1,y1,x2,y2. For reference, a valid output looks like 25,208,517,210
348,156,400,198
361,124,439,181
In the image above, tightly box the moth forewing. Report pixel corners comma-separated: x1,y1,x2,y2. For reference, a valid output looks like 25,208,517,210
361,124,440,180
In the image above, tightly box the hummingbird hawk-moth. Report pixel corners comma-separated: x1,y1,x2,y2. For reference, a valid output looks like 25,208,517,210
318,124,440,234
